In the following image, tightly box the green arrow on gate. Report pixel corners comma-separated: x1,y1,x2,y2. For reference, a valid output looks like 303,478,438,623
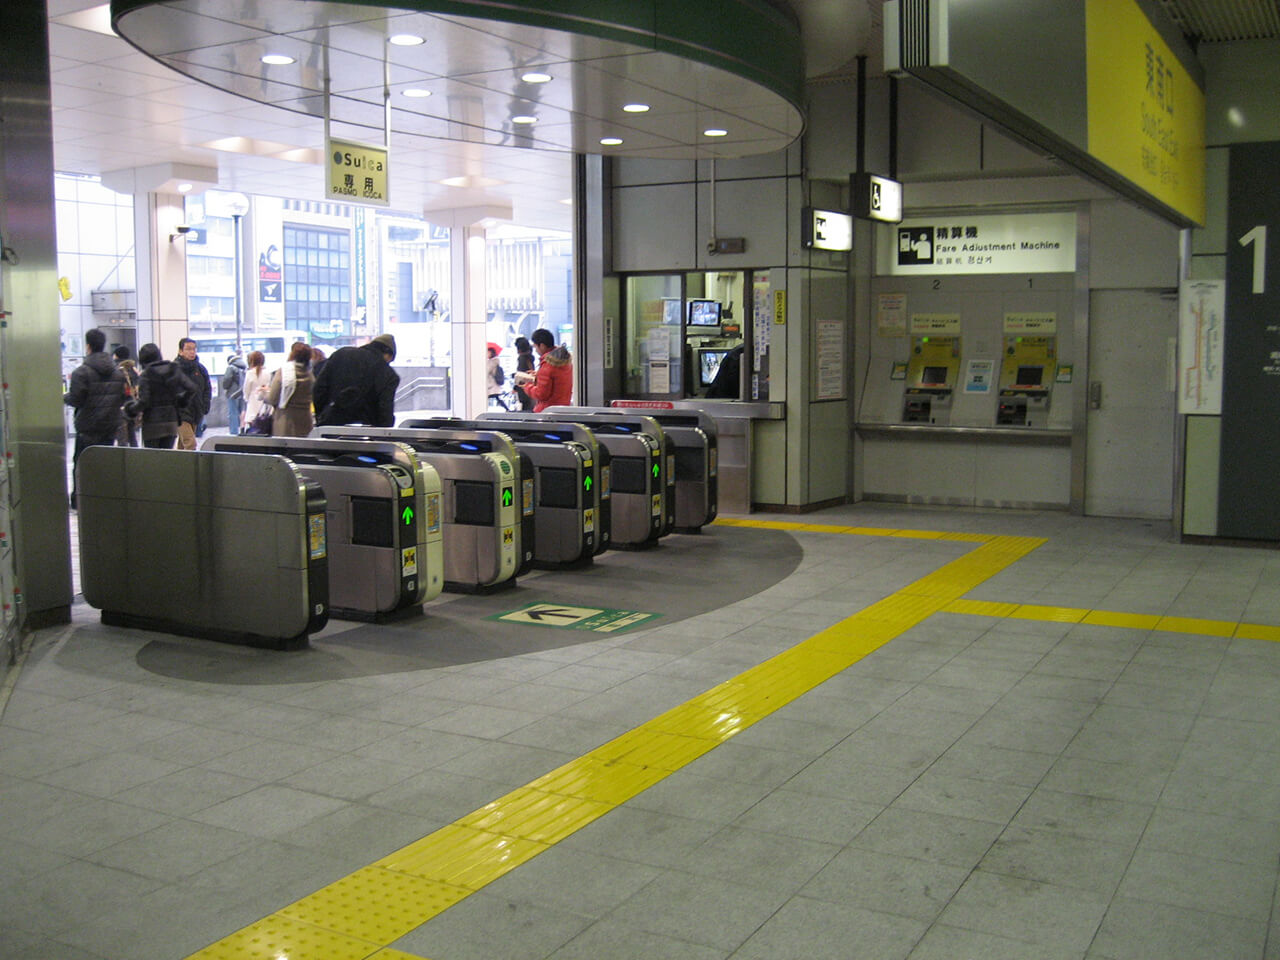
584,475,593,491
652,462,660,478
502,488,514,507
401,505,414,525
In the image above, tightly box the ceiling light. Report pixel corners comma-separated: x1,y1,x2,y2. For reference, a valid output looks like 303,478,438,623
439,175,505,188
389,34,424,46
703,128,728,137
402,88,432,98
177,182,192,193
622,103,650,113
559,198,573,205
521,72,552,84
261,54,294,65
1227,106,1246,127
511,115,538,125
600,137,623,146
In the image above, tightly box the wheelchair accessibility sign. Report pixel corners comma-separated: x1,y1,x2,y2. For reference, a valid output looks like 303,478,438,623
491,602,660,634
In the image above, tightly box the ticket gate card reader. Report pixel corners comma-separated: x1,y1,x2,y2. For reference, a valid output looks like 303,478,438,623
550,405,716,531
902,336,961,424
319,426,537,576
426,416,611,558
78,446,330,649
204,436,441,620
996,336,1057,427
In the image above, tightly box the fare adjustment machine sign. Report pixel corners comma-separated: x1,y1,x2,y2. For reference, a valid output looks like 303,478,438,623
327,137,389,207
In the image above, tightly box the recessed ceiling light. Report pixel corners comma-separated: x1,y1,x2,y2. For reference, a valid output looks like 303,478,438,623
521,72,552,84
261,54,294,65
512,115,538,124
177,183,193,193
703,128,728,137
402,88,432,98
622,103,650,113
600,137,623,146
439,175,505,188
559,198,573,205
389,34,424,46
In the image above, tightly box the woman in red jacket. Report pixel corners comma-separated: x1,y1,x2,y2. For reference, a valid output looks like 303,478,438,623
516,328,573,411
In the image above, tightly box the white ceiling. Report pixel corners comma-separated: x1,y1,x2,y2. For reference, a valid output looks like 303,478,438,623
49,0,871,232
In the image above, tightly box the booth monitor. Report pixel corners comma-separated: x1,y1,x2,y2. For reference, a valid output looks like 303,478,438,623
688,299,722,327
699,349,730,387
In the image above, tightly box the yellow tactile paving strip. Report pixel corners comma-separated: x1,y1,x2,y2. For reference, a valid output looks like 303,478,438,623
187,518,1278,959
942,597,1280,640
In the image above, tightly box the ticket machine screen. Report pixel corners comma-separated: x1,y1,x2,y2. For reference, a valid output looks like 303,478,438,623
1016,365,1044,387
921,365,949,386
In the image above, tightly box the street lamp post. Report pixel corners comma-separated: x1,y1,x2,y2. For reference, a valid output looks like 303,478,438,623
223,193,251,354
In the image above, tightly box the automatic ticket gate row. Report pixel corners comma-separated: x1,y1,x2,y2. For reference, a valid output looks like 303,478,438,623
479,411,671,547
407,416,608,562
208,434,519,597
317,426,535,577
204,436,446,617
549,406,718,532
77,446,330,649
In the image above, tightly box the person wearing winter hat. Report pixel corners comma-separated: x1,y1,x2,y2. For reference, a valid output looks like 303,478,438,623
312,333,400,426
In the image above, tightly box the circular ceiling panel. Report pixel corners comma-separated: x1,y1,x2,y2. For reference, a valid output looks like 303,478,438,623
111,0,806,160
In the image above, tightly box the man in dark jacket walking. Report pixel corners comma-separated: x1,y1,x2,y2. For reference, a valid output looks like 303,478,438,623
64,327,125,508
313,333,399,426
174,337,211,449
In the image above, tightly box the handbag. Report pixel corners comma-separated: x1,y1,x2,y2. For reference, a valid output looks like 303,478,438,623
246,405,274,436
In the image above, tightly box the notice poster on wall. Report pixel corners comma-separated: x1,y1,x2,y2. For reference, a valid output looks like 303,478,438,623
1177,279,1224,414
648,361,670,394
964,359,995,394
1004,312,1058,335
877,293,907,336
814,320,844,400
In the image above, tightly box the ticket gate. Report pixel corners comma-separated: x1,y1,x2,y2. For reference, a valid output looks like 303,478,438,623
550,406,716,532
492,411,669,547
77,446,329,649
412,416,610,558
203,436,443,620
318,426,537,576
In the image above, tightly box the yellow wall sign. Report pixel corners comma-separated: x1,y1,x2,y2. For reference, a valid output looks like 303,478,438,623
774,290,787,325
327,137,389,207
1086,0,1205,226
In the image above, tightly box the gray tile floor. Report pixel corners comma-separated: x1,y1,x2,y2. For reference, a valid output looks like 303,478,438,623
4,502,1280,959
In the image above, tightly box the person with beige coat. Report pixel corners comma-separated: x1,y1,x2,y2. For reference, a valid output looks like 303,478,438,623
266,341,316,437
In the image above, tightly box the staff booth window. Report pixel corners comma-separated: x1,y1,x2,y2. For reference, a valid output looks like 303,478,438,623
621,270,751,401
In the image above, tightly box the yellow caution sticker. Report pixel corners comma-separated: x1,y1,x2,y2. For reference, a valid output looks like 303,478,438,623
584,508,594,533
401,547,417,577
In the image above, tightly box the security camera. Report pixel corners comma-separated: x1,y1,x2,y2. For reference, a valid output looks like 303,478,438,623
174,224,192,234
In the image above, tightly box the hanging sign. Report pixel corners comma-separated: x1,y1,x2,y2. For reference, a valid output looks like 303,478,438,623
878,212,1076,276
327,137,389,207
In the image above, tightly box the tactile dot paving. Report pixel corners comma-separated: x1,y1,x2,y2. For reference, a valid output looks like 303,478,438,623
278,866,467,941
186,914,381,960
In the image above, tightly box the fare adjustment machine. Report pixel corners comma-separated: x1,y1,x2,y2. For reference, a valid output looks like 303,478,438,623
997,335,1057,426
902,335,961,424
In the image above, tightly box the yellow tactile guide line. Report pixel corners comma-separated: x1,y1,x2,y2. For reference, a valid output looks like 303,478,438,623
187,519,1276,959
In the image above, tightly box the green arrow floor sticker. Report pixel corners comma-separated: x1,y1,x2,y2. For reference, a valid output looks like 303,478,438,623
490,602,661,634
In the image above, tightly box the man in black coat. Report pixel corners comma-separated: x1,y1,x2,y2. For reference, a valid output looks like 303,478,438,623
174,337,211,449
64,327,126,508
313,334,399,426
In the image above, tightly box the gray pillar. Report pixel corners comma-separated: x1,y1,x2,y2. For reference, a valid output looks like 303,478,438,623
0,0,74,650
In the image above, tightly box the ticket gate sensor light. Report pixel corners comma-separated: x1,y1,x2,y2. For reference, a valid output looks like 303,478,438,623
204,436,442,620
492,411,669,548
902,335,961,424
319,426,539,576
550,406,717,532
417,416,611,559
996,336,1057,427
77,447,329,649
